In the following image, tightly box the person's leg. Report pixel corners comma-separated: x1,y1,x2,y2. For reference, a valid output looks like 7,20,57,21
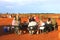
55,23,58,30
19,30,22,34
28,27,31,34
36,30,39,34
32,30,34,34
36,27,39,34
49,24,53,31
47,24,51,32
15,26,19,34
29,30,32,34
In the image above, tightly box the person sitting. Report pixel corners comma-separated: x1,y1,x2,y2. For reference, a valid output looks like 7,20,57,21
28,21,38,34
21,21,28,34
46,18,53,32
38,20,45,33
28,15,38,30
46,18,51,24
51,18,58,30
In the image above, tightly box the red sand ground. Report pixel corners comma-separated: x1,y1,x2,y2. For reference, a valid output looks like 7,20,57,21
0,18,13,26
0,18,60,40
0,30,58,40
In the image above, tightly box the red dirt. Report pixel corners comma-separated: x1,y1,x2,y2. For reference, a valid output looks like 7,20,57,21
20,17,29,23
0,30,58,40
0,18,13,26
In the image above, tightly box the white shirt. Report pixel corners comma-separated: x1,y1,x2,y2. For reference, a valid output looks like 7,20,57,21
47,21,51,24
41,23,45,26
28,21,37,27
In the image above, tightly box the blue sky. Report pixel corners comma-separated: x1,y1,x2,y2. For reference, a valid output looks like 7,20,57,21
0,0,60,13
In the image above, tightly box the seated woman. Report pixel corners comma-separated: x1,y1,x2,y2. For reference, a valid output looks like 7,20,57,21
51,18,58,30
38,20,45,33
45,18,53,32
46,18,51,24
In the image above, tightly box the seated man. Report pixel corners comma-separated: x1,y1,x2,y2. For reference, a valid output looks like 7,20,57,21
28,21,38,34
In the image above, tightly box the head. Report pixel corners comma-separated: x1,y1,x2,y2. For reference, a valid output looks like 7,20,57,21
48,18,51,21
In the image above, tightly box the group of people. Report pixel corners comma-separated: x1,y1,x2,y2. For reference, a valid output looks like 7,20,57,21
3,15,58,35
13,15,58,35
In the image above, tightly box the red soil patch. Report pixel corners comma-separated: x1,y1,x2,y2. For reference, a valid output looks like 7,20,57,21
0,18,13,26
20,17,29,23
0,30,58,40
